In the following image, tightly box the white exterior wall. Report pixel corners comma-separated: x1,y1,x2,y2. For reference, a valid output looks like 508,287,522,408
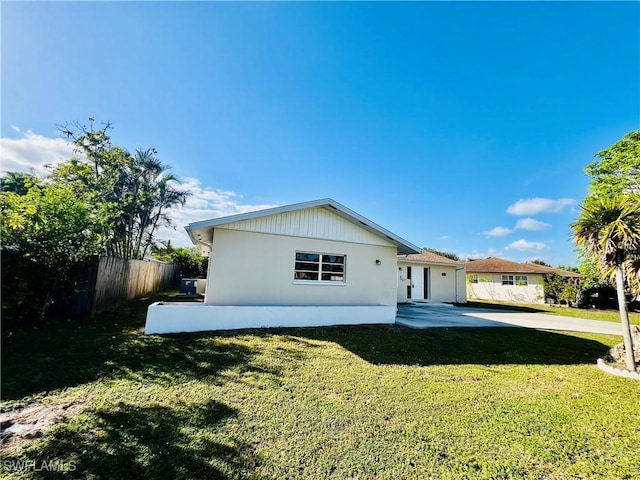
397,262,466,303
206,228,398,306
466,273,545,304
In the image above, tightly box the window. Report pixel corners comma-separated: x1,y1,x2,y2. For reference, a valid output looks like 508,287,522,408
470,274,479,284
502,275,514,286
294,252,345,283
515,275,528,286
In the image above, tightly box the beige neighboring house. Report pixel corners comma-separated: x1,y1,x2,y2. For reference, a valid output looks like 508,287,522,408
465,257,581,305
397,250,466,303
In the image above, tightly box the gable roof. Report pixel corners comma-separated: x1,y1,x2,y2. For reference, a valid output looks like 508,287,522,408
464,257,581,278
185,198,421,255
398,249,464,266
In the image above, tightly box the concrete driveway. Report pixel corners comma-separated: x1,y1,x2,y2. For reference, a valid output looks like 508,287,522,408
396,303,625,336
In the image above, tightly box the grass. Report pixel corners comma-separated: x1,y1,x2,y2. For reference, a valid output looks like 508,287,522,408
459,299,640,324
2,292,639,479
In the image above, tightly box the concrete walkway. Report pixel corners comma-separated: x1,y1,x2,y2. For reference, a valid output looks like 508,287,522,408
396,303,625,336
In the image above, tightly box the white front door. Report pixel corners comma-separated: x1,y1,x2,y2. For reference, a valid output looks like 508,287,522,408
411,266,430,301
412,267,424,300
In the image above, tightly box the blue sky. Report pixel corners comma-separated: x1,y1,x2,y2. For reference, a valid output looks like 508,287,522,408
2,1,638,266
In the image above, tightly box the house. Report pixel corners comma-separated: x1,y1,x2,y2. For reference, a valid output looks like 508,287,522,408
465,257,581,305
397,250,466,304
145,198,426,334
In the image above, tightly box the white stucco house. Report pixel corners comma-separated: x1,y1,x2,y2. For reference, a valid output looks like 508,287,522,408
465,257,581,305
146,198,458,334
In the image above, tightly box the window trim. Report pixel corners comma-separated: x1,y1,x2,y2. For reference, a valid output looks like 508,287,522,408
293,251,347,285
502,275,514,286
515,275,528,286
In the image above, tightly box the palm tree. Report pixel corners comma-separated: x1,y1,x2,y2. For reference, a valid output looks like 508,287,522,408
572,194,640,372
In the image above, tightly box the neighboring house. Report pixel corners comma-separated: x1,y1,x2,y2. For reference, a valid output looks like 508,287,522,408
145,198,425,334
397,250,466,304
465,257,581,305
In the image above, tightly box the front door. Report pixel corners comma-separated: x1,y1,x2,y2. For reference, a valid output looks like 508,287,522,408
411,266,430,301
412,267,424,300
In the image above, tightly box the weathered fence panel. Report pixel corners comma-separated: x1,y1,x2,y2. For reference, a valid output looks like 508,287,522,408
71,256,179,316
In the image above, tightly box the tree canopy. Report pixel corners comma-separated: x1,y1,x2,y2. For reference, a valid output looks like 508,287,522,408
423,248,459,261
585,129,640,198
53,119,190,259
0,118,190,320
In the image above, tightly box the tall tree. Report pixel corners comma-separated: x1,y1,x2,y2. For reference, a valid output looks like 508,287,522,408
572,194,640,372
53,119,189,259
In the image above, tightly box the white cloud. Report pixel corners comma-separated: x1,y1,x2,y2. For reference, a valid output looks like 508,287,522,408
0,130,77,174
514,218,552,231
155,177,280,247
506,198,576,215
439,235,449,240
505,239,547,252
484,226,513,238
0,130,280,249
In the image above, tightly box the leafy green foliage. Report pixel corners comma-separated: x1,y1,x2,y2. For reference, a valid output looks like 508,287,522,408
0,182,102,320
2,293,639,479
0,118,189,321
423,247,459,261
586,129,640,198
575,130,640,370
152,244,208,278
0,171,39,195
531,259,551,266
53,119,190,259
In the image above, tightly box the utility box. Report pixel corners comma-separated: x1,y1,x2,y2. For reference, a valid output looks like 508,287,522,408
179,278,198,296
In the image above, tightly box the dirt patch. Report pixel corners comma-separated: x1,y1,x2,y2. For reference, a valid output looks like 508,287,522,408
604,325,640,364
1,401,84,452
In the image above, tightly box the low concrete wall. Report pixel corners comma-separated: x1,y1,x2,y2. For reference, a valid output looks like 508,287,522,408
144,302,396,334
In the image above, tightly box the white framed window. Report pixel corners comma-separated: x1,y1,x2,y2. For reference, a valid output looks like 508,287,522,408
470,274,479,284
515,275,528,286
502,275,514,286
294,252,346,283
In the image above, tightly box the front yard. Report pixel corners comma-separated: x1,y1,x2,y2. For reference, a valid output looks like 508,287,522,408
2,293,639,479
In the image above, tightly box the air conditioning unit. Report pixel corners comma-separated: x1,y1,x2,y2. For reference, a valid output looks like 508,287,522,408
179,278,198,296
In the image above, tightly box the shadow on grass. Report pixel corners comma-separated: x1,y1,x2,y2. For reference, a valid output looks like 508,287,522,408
2,399,266,480
2,291,615,402
1,293,270,403
266,324,614,367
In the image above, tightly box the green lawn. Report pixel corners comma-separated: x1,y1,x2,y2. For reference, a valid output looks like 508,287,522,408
2,293,639,479
459,299,640,324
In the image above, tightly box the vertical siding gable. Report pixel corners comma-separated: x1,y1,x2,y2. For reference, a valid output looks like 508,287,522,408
219,207,394,246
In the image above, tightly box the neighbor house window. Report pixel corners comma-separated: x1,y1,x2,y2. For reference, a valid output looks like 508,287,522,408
470,274,479,284
515,275,528,286
502,275,514,285
294,252,345,283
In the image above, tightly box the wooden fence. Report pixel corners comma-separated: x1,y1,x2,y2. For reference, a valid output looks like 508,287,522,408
71,256,179,316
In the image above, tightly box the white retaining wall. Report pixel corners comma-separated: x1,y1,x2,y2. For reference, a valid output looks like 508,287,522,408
144,302,396,334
